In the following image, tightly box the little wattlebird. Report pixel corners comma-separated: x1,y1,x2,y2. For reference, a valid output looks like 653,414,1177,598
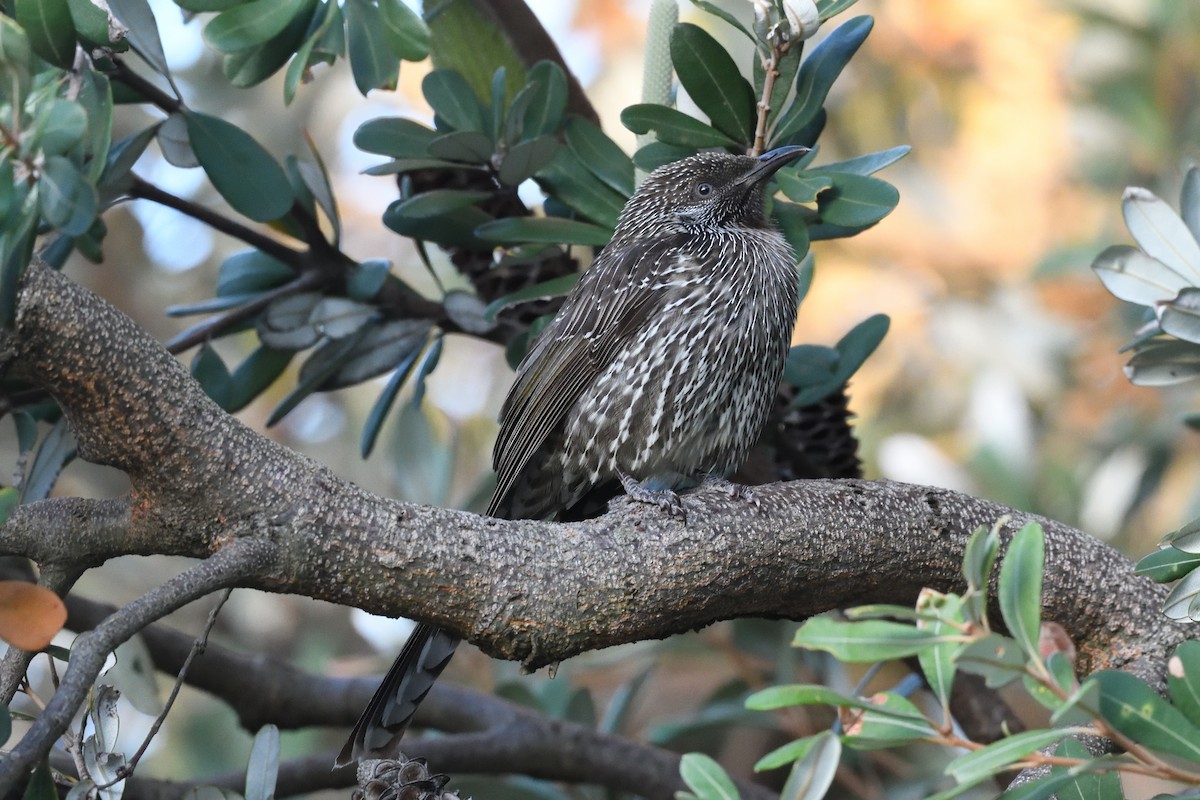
338,145,809,765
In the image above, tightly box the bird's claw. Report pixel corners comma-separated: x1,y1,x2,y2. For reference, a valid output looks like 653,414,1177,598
618,472,688,523
699,475,760,509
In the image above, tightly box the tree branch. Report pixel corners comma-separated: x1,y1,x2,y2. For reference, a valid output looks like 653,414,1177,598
64,595,776,800
0,536,277,787
0,263,1186,686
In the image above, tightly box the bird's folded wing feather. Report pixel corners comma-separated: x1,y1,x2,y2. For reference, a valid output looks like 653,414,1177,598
488,238,683,516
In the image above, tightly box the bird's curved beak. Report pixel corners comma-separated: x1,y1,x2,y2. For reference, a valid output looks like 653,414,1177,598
737,145,810,186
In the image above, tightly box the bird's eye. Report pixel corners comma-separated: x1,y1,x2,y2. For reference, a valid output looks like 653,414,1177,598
695,182,713,198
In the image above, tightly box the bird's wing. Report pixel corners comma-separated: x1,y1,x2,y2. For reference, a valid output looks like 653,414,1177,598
487,237,683,517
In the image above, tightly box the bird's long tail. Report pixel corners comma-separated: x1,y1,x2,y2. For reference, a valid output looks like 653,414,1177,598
336,623,460,766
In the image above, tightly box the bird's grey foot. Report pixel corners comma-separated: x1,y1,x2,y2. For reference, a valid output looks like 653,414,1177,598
699,475,759,507
618,471,686,521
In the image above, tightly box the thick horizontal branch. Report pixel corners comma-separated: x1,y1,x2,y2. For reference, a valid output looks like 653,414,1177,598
0,263,1188,705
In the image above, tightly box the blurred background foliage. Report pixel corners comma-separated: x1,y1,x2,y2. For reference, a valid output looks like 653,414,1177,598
21,0,1200,795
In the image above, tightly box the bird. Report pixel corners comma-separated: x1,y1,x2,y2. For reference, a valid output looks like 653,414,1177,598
338,145,808,765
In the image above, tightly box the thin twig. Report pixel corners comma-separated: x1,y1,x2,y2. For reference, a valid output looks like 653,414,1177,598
94,589,234,789
128,177,305,267
0,537,276,790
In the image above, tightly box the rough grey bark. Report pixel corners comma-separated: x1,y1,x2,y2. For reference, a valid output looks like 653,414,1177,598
0,262,1190,789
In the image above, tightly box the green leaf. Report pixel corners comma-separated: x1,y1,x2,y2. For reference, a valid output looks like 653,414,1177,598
354,117,438,158
956,633,1028,688
108,0,173,82
221,0,316,88
1093,669,1200,762
998,522,1045,659
226,346,292,412
426,130,494,164
678,753,737,800
817,145,910,176
22,418,76,503
39,100,88,157
779,731,840,800
564,117,634,198
0,487,19,527
257,292,323,350
191,344,233,409
773,200,812,260
409,334,442,407
383,199,492,249
39,156,98,236
621,104,739,149
388,188,491,220
185,111,295,222
1099,241,1190,307
1136,546,1200,583
945,728,1078,784
633,141,697,172
747,683,898,714
378,0,428,61
325,318,432,389
962,523,1002,623
1053,739,1123,800
67,0,126,49
777,170,834,204
16,0,75,68
424,68,487,133
476,217,611,247
814,172,899,228
244,724,280,800
346,0,399,94
793,616,958,661
360,332,429,457
217,250,294,297
346,259,389,301
1169,641,1200,728
773,16,873,146
916,592,963,711
483,273,580,322
76,65,113,182
497,136,561,186
1123,186,1200,285
789,313,889,406
268,328,369,425
283,0,340,104
755,735,820,773
0,17,32,110
670,22,755,144
204,0,309,52
691,1,756,44
520,61,568,140
846,692,938,748
537,149,626,228
24,760,57,800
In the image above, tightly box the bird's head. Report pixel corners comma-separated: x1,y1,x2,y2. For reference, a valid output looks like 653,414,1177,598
612,146,809,241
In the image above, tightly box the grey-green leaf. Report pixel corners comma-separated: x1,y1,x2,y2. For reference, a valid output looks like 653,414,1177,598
773,16,873,146
346,0,399,94
678,753,738,800
1123,186,1200,284
1093,243,1191,307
